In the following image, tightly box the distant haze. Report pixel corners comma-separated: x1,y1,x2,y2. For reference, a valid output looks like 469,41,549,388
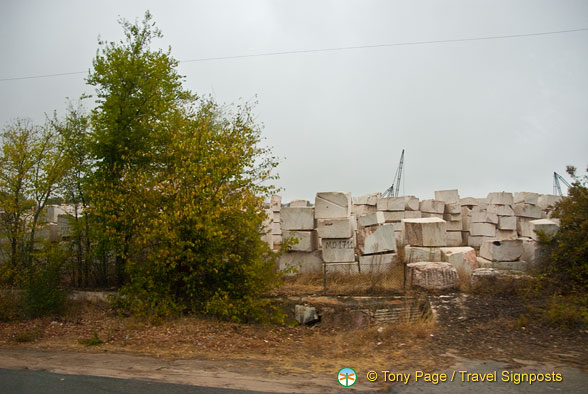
1,0,587,201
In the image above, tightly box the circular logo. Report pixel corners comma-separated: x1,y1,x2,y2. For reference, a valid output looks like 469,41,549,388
338,367,357,387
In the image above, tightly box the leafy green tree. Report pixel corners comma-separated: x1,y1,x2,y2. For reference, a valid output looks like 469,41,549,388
0,119,68,285
86,11,193,285
540,165,588,293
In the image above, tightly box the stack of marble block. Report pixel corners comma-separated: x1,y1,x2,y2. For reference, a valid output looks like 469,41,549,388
352,193,404,274
315,192,358,273
269,195,283,250
434,189,463,247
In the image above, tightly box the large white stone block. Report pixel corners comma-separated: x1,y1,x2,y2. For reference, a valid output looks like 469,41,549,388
445,231,463,246
280,207,315,230
278,250,323,274
529,219,559,240
445,220,463,231
498,216,517,230
470,222,496,237
403,217,447,247
315,192,351,219
403,196,420,211
404,246,442,262
468,235,495,249
434,189,460,204
382,211,405,222
322,237,356,262
35,223,59,242
271,222,282,235
443,212,462,222
444,203,461,214
480,239,523,262
362,224,397,254
358,212,385,227
57,214,73,238
471,209,498,224
514,192,539,205
517,217,534,238
520,237,546,266
421,212,444,219
353,193,380,206
353,205,377,217
513,203,542,219
359,253,399,274
487,192,514,205
459,197,479,207
440,246,478,276
419,199,445,214
406,262,459,290
496,229,518,240
283,230,318,252
487,204,515,217
377,196,418,212
45,205,67,223
405,211,422,219
289,200,309,208
270,195,282,212
317,217,354,238
537,194,562,210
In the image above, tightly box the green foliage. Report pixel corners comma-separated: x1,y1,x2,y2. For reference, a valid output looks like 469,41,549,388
23,259,68,318
539,166,588,293
539,295,588,329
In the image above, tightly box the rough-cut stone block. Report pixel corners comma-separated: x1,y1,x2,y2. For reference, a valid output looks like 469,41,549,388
470,222,496,237
405,211,422,219
45,205,68,223
468,235,495,249
421,212,444,219
517,217,534,238
445,220,462,231
514,192,539,205
435,189,460,204
461,207,471,231
295,305,318,324
404,196,420,211
362,224,397,254
315,192,351,219
459,197,479,206
406,262,459,290
403,217,447,247
443,212,462,222
537,194,561,210
480,239,523,262
325,262,359,274
359,253,399,274
278,250,323,274
35,223,59,242
498,216,516,230
353,193,380,206
377,196,418,212
353,205,377,217
470,268,502,287
444,203,461,214
382,211,405,222
270,195,282,212
520,237,545,267
404,246,442,263
289,200,309,208
358,212,385,227
471,210,498,224
281,207,315,230
529,219,559,240
317,217,354,238
496,229,518,240
272,212,281,224
441,246,478,276
487,204,515,217
445,231,463,246
420,199,445,214
487,192,514,205
513,203,542,219
283,230,318,252
476,257,493,268
322,238,356,262
271,222,282,235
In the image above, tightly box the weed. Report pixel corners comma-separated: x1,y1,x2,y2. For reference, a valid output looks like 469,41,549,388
14,328,41,343
78,331,103,346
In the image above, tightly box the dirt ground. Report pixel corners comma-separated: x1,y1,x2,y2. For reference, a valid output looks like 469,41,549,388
0,284,587,392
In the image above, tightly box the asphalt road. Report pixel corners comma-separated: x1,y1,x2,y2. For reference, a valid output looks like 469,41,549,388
0,369,296,394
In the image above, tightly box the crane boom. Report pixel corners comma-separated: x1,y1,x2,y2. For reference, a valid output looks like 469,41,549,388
553,172,571,196
383,149,405,197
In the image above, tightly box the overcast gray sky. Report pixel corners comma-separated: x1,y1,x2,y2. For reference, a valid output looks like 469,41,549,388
1,0,587,202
